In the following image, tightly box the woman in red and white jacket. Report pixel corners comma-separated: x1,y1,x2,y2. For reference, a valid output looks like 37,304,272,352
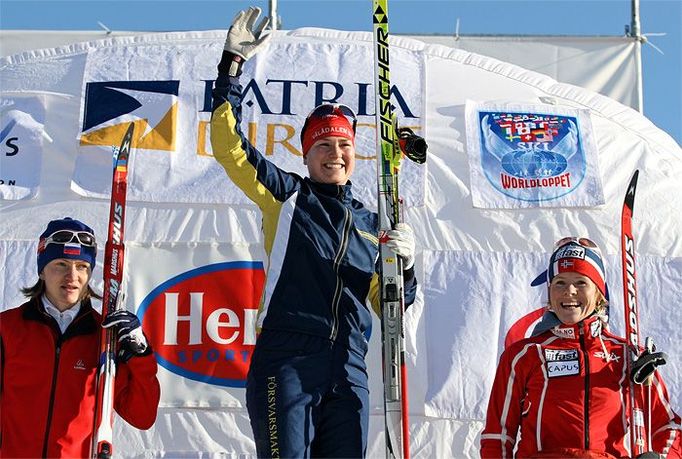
481,237,681,459
0,217,160,458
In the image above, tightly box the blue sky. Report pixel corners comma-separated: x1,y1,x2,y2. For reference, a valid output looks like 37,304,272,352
1,0,680,145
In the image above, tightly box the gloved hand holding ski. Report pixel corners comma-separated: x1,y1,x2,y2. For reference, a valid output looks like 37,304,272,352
631,346,668,385
385,222,416,270
398,127,427,164
221,6,272,76
102,309,149,362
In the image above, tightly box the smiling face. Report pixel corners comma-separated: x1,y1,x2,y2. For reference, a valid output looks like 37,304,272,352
304,136,356,185
549,271,604,325
40,258,91,311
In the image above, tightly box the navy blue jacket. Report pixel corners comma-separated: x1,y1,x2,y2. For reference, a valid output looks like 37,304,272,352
210,76,417,344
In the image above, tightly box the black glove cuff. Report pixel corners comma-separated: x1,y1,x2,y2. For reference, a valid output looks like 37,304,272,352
403,265,415,284
116,329,153,363
137,343,153,357
397,127,427,164
118,341,153,364
218,50,245,77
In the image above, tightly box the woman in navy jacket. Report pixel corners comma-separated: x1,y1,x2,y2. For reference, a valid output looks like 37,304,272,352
211,8,418,458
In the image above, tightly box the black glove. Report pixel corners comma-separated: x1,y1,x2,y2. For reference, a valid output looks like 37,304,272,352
631,347,668,384
397,127,427,164
635,452,664,458
102,310,151,363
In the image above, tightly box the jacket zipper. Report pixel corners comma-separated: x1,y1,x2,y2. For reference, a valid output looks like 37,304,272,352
42,338,62,458
37,304,90,457
330,197,353,341
579,323,590,450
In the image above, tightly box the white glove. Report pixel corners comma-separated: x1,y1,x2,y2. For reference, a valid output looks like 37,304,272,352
224,6,272,60
385,222,416,270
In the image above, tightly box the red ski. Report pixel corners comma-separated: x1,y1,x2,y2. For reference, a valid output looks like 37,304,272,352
91,123,134,459
620,169,647,456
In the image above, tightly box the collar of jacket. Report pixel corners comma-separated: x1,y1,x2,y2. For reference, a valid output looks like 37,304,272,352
306,178,355,204
22,296,99,339
550,315,603,341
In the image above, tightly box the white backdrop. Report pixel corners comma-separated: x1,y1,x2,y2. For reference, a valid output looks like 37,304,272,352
1,31,642,111
1,29,680,458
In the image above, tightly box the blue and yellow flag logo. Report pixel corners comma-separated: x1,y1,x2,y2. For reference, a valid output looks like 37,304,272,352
80,81,179,151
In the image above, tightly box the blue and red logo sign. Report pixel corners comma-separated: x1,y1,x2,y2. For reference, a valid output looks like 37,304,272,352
478,111,586,202
138,261,264,387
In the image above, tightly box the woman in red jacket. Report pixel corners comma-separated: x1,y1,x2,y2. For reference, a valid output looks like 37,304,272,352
481,237,681,458
0,217,160,458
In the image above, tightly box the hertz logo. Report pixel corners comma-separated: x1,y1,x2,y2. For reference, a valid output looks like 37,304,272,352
139,261,265,387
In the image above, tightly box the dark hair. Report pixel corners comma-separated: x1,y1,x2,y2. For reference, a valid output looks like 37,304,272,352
21,279,102,302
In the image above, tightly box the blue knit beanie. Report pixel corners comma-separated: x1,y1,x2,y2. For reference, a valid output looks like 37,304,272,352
37,217,97,274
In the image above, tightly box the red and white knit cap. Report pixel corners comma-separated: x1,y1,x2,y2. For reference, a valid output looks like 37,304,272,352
548,239,606,295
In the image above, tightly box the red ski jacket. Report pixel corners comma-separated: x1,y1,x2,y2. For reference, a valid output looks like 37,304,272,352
0,298,160,458
481,316,681,458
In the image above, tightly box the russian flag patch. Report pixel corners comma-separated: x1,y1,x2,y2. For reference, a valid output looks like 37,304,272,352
63,243,82,256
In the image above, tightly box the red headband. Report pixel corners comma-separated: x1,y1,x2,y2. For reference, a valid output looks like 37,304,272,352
301,114,355,156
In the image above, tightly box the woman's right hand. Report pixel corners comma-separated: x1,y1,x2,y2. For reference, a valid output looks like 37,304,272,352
224,6,272,60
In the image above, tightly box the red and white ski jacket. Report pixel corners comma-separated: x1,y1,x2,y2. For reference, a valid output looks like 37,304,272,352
481,316,681,458
0,297,160,458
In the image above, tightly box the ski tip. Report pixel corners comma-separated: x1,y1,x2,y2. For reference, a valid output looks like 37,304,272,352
373,0,389,24
116,123,135,160
627,170,639,194
123,122,135,146
624,169,639,210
